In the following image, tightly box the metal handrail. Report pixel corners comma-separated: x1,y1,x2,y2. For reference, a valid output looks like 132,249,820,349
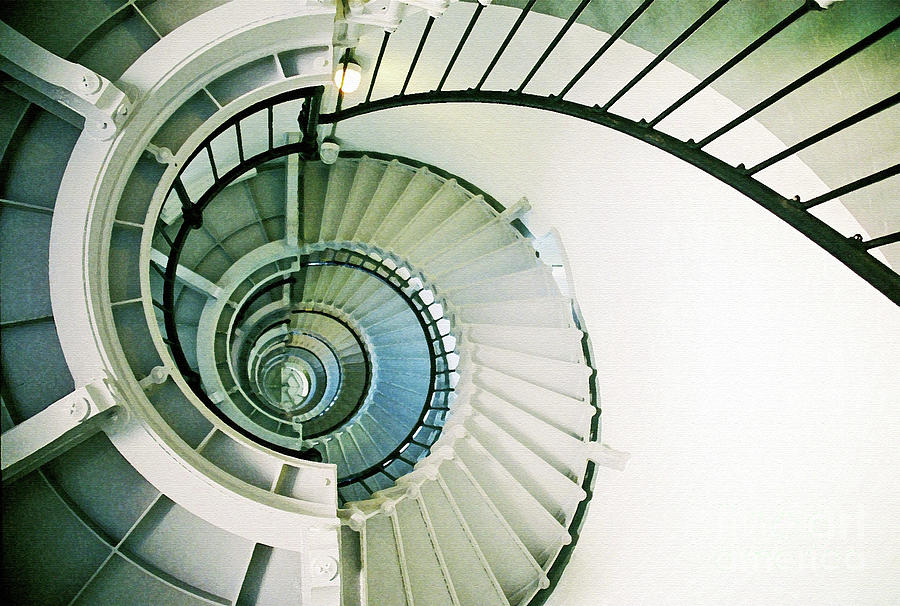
153,110,459,492
322,1,900,305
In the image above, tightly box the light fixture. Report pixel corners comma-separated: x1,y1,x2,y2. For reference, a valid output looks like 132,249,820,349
333,49,361,94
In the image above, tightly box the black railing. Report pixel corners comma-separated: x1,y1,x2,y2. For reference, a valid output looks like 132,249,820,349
150,93,458,489
322,1,900,305
228,283,372,434
149,87,457,487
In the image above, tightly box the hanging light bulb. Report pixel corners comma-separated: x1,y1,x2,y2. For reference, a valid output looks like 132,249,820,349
333,49,361,94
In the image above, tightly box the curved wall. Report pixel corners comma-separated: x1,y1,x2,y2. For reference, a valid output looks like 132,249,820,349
334,12,900,603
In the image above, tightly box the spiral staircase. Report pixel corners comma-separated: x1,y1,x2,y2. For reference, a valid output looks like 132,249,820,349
1,1,898,605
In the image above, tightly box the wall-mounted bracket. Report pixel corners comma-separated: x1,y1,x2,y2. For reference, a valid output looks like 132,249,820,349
0,20,132,140
1,377,121,483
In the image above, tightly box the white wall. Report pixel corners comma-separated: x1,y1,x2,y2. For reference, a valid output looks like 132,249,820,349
335,29,900,604
333,7,900,603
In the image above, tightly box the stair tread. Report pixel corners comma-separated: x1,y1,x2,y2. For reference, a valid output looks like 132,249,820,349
419,481,509,606
364,515,409,606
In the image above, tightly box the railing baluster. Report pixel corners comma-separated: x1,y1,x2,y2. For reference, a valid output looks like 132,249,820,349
437,2,485,91
801,163,899,209
401,16,436,96
366,30,391,103
746,91,900,174
172,176,190,208
518,0,592,93
559,0,655,99
602,0,727,111
267,104,274,149
234,122,244,163
648,1,816,128
476,0,537,90
697,15,900,148
149,260,165,278
205,143,218,182
861,231,900,251
155,221,174,249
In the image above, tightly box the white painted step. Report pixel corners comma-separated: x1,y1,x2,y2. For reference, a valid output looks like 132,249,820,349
437,461,546,603
423,219,520,276
366,312,422,339
363,514,408,606
472,365,594,439
352,296,409,329
471,388,588,478
393,498,456,606
355,161,415,242
336,157,388,240
337,429,368,474
323,437,348,472
443,265,558,304
418,481,509,606
471,343,591,401
455,297,572,329
464,324,583,363
310,265,338,304
372,167,443,248
431,241,539,292
341,276,393,316
389,179,471,254
466,413,586,524
320,159,358,241
368,324,426,348
330,270,372,309
404,196,496,267
455,436,570,568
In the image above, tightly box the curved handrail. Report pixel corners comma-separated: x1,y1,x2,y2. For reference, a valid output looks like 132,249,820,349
322,2,900,304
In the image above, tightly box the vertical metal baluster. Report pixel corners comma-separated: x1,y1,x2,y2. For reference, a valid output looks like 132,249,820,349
559,0,656,99
476,0,537,90
234,121,245,163
401,16,436,96
800,163,900,209
602,0,727,111
205,143,218,182
366,30,391,103
648,1,820,127
518,0,592,93
267,104,274,149
437,2,485,91
746,91,900,174
697,16,899,148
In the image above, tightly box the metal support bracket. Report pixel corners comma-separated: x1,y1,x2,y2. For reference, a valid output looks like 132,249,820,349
0,20,132,140
586,443,631,471
1,377,121,483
